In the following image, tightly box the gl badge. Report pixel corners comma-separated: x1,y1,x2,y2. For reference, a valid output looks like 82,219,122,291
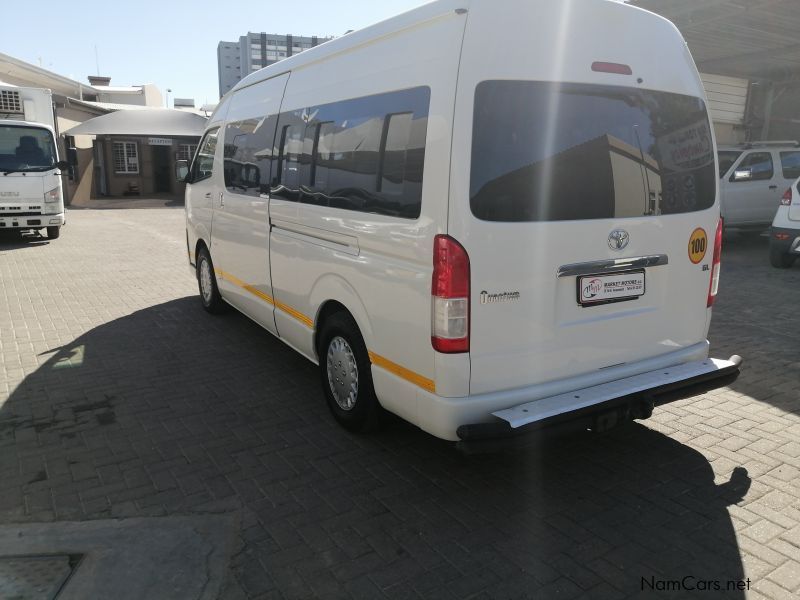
608,229,630,251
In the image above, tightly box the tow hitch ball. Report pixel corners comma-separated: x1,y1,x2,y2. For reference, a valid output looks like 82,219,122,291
592,398,655,433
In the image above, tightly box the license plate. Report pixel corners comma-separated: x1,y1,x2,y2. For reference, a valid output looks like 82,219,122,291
578,270,645,306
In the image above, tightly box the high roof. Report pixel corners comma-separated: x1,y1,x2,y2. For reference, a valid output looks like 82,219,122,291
231,0,463,95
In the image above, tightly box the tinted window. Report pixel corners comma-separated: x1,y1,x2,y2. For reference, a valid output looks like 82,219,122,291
273,121,304,202
272,87,430,219
780,151,800,179
190,128,219,183
717,151,742,179
223,116,278,196
470,81,716,222
731,152,773,182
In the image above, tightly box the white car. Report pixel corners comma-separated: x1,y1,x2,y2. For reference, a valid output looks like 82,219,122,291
769,177,800,268
182,0,740,449
717,142,800,230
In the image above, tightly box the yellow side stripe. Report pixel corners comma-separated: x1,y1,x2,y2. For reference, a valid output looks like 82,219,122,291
243,284,274,305
275,300,314,328
212,268,432,392
369,351,436,394
214,268,314,328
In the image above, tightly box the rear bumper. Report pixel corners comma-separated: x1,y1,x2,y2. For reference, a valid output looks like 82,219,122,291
455,355,741,452
770,226,800,253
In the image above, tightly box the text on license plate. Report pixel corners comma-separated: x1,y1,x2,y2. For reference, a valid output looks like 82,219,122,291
578,270,645,305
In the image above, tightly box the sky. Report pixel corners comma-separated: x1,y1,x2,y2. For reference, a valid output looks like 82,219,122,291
0,0,426,107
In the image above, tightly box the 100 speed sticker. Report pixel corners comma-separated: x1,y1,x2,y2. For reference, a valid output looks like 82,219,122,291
688,228,708,264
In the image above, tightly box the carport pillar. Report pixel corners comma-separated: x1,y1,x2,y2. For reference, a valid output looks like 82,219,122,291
760,84,775,141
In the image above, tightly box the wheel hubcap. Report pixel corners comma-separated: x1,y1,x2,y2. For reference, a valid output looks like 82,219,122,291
199,259,213,303
326,336,359,411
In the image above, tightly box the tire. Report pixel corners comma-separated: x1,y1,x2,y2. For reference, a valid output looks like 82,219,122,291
46,226,60,239
770,246,796,269
196,247,227,314
318,311,382,432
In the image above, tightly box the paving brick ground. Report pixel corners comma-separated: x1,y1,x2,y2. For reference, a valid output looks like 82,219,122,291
0,210,799,599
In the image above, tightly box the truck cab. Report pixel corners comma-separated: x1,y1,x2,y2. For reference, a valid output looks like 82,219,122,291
0,85,67,239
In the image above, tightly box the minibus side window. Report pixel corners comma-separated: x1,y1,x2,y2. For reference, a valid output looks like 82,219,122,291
313,122,336,192
272,112,307,203
281,126,303,197
190,128,219,184
271,86,430,219
377,112,412,196
223,116,278,197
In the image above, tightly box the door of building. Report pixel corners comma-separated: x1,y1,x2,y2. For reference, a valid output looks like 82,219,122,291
152,145,172,194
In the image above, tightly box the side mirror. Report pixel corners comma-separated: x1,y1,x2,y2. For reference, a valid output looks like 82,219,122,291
176,159,190,183
56,160,70,171
733,169,752,182
67,147,78,166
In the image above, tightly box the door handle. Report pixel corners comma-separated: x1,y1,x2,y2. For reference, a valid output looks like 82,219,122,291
219,192,224,208
769,185,778,190
204,192,212,199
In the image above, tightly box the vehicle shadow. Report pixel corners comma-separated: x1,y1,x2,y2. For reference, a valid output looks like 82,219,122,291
0,298,751,598
0,229,50,248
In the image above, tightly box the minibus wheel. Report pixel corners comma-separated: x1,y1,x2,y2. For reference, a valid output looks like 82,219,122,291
196,247,227,314
319,312,381,432
46,226,60,239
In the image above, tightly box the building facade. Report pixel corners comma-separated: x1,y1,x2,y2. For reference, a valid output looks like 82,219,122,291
0,52,204,202
217,32,333,97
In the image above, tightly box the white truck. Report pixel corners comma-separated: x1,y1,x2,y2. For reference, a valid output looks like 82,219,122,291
0,83,68,239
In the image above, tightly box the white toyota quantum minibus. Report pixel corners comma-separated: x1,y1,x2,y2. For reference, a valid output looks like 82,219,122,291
182,0,741,450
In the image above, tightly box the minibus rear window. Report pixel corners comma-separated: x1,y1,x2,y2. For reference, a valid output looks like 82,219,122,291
470,81,716,222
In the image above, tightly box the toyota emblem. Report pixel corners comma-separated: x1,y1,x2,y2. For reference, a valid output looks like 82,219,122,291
608,229,630,251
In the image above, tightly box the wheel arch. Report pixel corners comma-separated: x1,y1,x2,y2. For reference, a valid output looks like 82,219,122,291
311,275,375,361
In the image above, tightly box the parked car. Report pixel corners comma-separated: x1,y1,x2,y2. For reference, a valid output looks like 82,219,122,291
769,177,800,268
182,0,740,448
717,141,800,230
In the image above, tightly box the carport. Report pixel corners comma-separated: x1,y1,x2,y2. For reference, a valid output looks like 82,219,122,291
65,109,207,199
631,0,800,143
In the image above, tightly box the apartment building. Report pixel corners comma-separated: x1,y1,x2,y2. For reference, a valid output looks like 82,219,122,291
217,32,333,97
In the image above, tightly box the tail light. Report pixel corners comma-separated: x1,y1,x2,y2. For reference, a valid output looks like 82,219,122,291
781,187,792,206
431,235,470,353
707,219,723,307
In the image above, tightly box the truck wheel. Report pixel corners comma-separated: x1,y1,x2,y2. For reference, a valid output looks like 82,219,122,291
196,247,227,314
770,246,796,269
318,311,382,433
46,226,60,239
